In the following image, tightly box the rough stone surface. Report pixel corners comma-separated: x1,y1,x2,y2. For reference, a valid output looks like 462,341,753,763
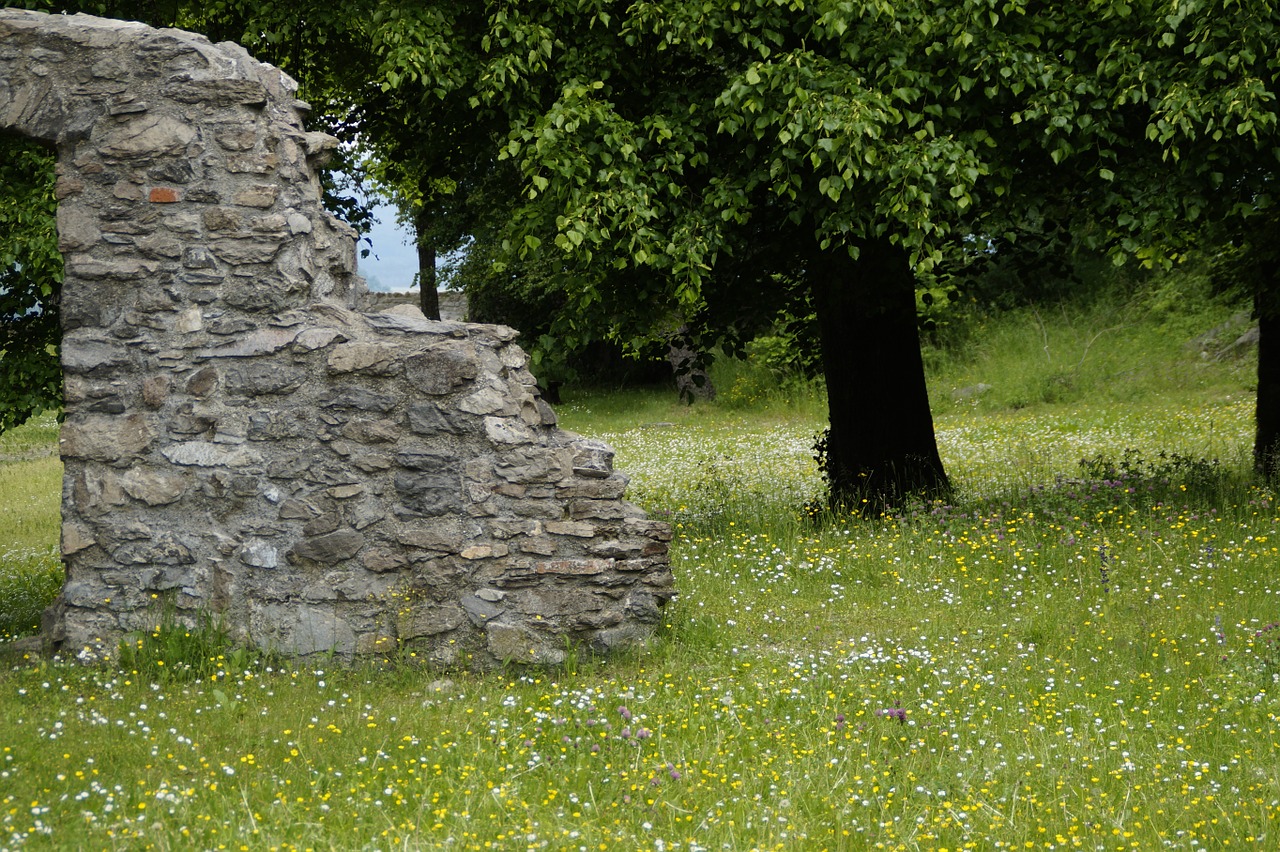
1,9,674,667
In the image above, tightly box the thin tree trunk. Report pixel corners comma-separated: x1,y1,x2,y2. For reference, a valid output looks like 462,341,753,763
1255,280,1280,479
414,209,441,320
811,238,949,507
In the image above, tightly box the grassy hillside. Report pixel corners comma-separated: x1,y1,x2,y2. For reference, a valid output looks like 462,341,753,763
2,283,1278,849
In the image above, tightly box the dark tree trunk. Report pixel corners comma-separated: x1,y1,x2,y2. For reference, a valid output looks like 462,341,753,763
1255,280,1280,479
810,238,949,507
414,209,441,321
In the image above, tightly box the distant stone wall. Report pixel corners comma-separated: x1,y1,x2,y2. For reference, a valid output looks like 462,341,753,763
0,9,673,665
361,290,468,322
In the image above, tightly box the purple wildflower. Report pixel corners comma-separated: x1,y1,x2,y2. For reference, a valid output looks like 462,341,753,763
875,706,907,723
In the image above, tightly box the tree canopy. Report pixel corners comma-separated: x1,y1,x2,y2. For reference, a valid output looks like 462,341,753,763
6,0,1280,497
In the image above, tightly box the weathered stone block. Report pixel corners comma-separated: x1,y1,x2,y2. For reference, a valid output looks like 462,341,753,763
210,235,286,265
247,410,308,440
535,558,612,575
290,529,365,564
278,498,323,520
113,532,195,565
461,593,503,626
484,416,534,445
60,414,153,462
518,536,557,556
569,499,646,521
460,543,509,560
327,342,402,375
395,518,467,551
62,336,130,375
119,467,186,505
161,76,268,106
302,511,341,537
394,472,463,516
239,539,280,568
283,606,356,655
557,474,630,500
486,621,565,665
198,326,298,357
95,112,194,158
362,547,407,573
397,602,464,639
320,387,398,413
224,362,306,395
395,450,453,471
404,343,478,394
341,418,399,444
571,440,616,478
213,124,258,151
162,441,263,468
232,184,279,208
407,402,468,435
622,517,675,541
545,520,597,538
459,385,516,416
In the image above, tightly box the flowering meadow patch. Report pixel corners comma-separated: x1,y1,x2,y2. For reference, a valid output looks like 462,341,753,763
2,392,1279,850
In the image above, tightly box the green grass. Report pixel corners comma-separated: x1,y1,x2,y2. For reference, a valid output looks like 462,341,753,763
4,297,1280,849
922,278,1253,416
0,409,60,460
0,412,62,638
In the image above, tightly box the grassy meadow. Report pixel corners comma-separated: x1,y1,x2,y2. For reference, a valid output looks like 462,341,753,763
3,289,1280,850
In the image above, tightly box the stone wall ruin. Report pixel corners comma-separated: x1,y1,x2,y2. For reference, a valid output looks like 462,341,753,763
0,9,674,666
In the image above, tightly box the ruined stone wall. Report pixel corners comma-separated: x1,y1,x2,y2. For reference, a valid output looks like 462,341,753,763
0,9,673,666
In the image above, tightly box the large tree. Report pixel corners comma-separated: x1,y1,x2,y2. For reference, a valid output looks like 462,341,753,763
368,1,1109,505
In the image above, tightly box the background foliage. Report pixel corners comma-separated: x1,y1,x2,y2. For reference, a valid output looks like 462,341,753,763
0,136,61,435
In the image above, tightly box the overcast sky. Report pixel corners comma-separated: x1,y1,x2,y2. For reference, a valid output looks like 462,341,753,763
355,200,418,292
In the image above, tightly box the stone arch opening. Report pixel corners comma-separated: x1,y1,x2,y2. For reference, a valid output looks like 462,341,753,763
0,9,673,666
0,129,61,430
